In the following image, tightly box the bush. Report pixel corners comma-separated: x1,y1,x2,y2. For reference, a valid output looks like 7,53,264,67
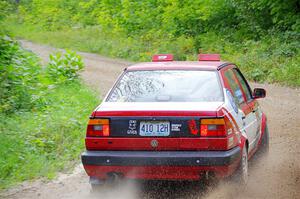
0,81,98,189
0,35,41,114
47,50,84,83
0,35,86,114
0,34,99,189
0,0,14,22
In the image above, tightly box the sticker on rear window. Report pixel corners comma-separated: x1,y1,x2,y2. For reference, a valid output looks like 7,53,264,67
234,89,244,104
226,89,238,113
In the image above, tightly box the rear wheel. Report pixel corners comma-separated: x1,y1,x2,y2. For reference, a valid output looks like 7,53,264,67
234,146,248,185
260,124,269,155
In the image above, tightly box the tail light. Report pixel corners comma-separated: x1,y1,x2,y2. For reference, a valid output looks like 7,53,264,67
200,118,238,149
87,119,110,137
200,118,227,137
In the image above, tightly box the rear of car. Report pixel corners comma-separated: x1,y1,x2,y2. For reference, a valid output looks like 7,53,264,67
81,55,245,181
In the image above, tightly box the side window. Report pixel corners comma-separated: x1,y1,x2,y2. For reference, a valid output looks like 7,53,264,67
233,69,252,102
224,69,245,106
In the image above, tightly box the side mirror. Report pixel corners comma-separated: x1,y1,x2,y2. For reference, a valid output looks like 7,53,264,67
253,88,266,99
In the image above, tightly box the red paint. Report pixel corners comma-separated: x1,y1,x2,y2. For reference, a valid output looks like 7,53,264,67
240,103,252,115
83,161,239,180
232,69,248,104
198,54,221,61
257,113,267,148
239,135,247,153
217,108,238,134
218,108,243,149
200,125,208,136
188,119,198,135
247,100,257,113
86,137,230,151
220,66,252,116
219,64,235,89
152,54,173,62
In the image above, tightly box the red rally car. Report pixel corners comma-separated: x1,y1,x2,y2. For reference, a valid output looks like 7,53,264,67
81,54,269,188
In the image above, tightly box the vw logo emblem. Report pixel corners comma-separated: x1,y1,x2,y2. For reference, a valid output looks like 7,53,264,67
150,140,158,148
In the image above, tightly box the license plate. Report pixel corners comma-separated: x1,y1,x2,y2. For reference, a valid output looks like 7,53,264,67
139,121,170,136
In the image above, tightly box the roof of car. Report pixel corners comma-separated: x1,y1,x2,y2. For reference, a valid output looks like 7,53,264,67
126,61,231,71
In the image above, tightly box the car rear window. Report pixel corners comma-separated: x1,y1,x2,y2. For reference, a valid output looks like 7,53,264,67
106,70,224,102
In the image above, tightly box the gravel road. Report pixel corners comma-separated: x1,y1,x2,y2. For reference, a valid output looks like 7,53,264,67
1,40,299,199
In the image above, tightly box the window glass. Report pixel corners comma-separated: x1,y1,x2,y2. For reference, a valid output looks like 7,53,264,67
107,70,224,102
233,69,252,102
224,69,245,105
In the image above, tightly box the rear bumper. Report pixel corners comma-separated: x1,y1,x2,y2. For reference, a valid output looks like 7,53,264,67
82,147,240,166
81,147,241,180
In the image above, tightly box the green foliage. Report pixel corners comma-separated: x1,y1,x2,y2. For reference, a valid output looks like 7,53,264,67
6,0,298,86
197,31,300,86
18,0,79,30
0,82,98,189
47,50,84,83
13,0,300,44
5,20,300,86
0,35,41,113
0,35,85,114
0,35,99,189
0,0,14,21
16,0,300,36
229,0,300,36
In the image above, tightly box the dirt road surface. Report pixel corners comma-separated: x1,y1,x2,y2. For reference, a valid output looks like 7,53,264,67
1,41,299,199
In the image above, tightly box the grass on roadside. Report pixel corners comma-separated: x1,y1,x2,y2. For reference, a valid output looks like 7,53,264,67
0,81,99,189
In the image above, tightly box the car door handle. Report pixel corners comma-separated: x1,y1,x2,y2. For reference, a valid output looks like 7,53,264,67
252,107,258,113
238,109,246,120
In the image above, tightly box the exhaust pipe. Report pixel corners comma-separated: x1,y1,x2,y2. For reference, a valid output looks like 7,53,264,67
200,171,216,186
90,176,105,185
107,172,123,183
90,172,123,186
199,171,215,181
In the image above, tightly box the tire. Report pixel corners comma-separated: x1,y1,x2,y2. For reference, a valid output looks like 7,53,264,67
260,124,269,155
233,146,248,185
